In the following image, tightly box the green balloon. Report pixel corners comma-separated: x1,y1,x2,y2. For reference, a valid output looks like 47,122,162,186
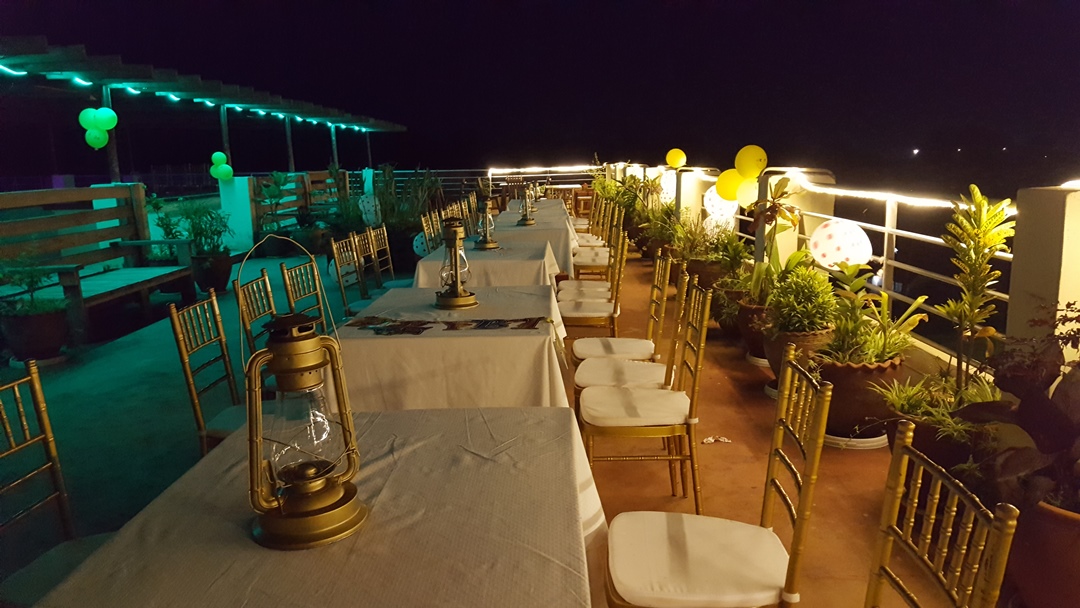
78,108,97,130
94,107,118,131
209,164,223,179
216,164,234,180
85,128,108,150
211,151,227,166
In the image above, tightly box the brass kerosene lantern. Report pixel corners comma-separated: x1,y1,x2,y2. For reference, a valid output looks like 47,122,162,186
518,186,536,226
245,314,368,550
435,217,478,309
474,199,500,250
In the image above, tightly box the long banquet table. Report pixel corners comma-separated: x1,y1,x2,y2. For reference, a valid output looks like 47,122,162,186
413,241,559,288
38,407,603,608
336,286,570,411
494,199,578,273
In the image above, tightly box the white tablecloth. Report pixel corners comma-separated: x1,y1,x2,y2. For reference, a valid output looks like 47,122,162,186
336,286,570,411
495,200,578,274
39,408,605,608
413,242,560,288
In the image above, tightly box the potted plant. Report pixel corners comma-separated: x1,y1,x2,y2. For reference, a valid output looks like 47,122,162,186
761,264,838,385
373,164,440,273
636,202,678,260
709,235,754,338
0,256,70,361
178,202,234,293
256,171,293,258
816,263,929,445
947,303,1080,607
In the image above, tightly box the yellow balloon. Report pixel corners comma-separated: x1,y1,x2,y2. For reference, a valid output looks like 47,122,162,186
734,145,768,179
715,169,743,200
736,178,759,208
665,148,687,169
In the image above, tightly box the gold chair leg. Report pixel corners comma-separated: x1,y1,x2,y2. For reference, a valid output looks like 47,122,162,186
666,436,679,497
678,436,689,498
586,434,595,467
689,431,704,515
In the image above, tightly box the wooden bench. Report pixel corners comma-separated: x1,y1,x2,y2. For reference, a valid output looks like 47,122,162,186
0,183,195,346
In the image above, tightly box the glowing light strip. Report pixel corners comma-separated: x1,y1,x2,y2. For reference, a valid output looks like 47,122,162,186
1061,179,1080,188
783,169,953,209
125,87,141,95
193,99,215,107
0,63,28,76
487,164,600,175
255,110,267,116
72,76,93,86
167,94,181,102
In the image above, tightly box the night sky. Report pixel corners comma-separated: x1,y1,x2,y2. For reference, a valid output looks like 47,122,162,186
1,0,1079,198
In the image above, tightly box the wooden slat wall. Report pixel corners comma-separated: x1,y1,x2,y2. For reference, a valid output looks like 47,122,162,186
0,224,137,261
0,205,131,240
0,186,133,211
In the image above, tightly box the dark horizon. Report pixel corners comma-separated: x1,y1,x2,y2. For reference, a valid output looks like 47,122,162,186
2,0,1078,200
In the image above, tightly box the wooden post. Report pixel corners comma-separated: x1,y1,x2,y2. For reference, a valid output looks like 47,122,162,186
219,105,232,162
285,119,296,172
102,86,121,183
330,124,340,168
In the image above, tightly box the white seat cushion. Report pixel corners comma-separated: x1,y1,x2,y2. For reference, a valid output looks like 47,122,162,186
0,533,113,606
558,301,618,318
558,279,611,292
608,511,789,608
580,386,689,426
574,250,610,263
573,337,655,361
557,289,612,302
576,358,666,389
577,235,606,246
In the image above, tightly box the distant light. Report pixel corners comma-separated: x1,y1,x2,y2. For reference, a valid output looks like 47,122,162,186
255,109,267,116
273,113,285,119
195,99,215,107
295,115,303,122
72,76,93,86
360,127,367,133
956,148,961,152
912,148,919,156
1060,179,1080,188
167,94,181,102
351,126,360,132
125,87,141,95
231,105,243,112
307,119,318,124
0,63,28,76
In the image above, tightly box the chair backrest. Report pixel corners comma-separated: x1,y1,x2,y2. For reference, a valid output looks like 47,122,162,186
0,360,75,542
280,260,328,334
233,268,277,355
330,233,368,309
607,233,630,311
864,420,1019,608
367,224,395,286
573,186,594,217
643,255,674,347
167,289,241,456
760,342,834,604
672,282,713,415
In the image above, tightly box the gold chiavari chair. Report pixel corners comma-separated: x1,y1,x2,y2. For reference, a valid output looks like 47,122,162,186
864,420,1019,608
564,255,675,363
167,289,244,457
576,197,612,247
579,281,710,510
573,209,624,280
603,342,833,608
233,268,277,355
280,259,329,333
573,186,595,224
559,234,628,337
366,224,399,289
0,361,113,607
330,233,369,315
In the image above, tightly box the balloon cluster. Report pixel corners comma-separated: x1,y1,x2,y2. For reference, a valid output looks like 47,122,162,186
715,145,768,208
209,151,234,180
78,107,118,150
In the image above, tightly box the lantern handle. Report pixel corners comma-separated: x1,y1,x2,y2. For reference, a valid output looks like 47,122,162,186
246,348,279,513
319,335,361,485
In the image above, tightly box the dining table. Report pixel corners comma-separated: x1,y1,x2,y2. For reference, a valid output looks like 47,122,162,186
38,407,607,608
413,241,560,288
335,285,570,411
493,199,579,274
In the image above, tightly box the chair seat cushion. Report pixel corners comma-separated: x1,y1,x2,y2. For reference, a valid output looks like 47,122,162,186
608,511,789,608
557,289,612,302
573,337,655,361
580,386,689,426
577,235,606,246
558,301,618,319
0,533,113,606
574,250,610,263
558,279,611,292
576,358,666,388
206,405,248,438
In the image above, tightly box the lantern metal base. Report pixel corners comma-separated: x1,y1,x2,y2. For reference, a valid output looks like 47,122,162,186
435,290,479,309
252,481,368,550
517,217,536,226
474,238,500,250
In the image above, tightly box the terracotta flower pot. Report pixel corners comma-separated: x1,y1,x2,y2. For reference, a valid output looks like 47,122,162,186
685,259,729,290
1008,501,1080,608
817,357,906,439
736,301,769,360
763,327,834,378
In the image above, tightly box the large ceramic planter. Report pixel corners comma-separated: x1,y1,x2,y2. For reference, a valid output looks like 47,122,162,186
192,254,233,294
0,309,69,361
817,357,906,447
763,327,834,379
736,301,769,363
1008,501,1080,608
685,259,729,290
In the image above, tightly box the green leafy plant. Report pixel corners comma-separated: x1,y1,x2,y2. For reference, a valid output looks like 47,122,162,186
0,254,67,315
741,177,810,305
373,164,442,231
872,372,998,442
177,202,233,256
714,229,752,275
821,262,929,364
638,202,679,248
764,265,837,334
257,171,291,232
146,193,186,261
